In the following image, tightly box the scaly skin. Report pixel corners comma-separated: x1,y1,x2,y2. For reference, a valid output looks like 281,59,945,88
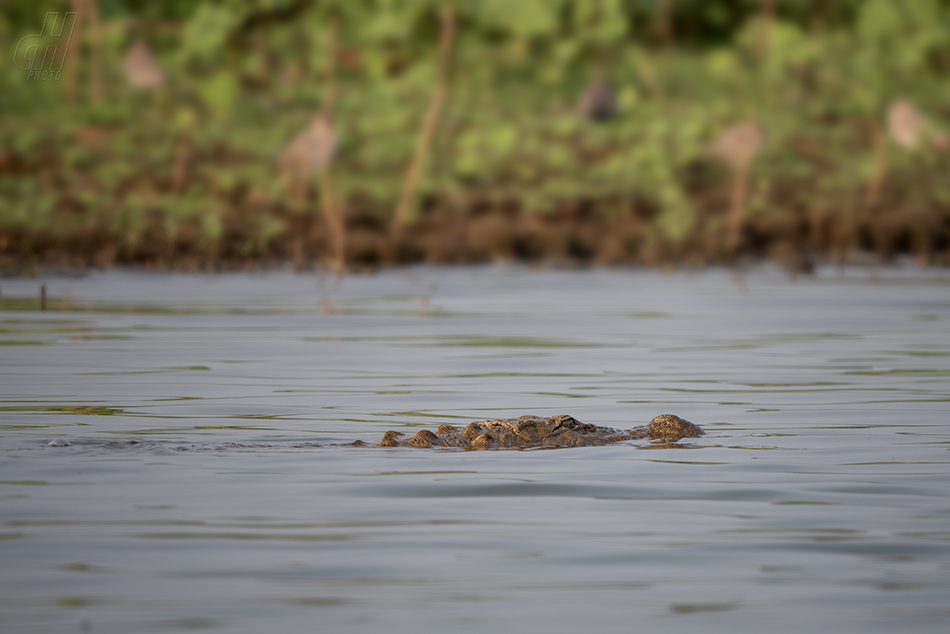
378,414,703,449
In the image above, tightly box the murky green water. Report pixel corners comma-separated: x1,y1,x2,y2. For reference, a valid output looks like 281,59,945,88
1,265,949,633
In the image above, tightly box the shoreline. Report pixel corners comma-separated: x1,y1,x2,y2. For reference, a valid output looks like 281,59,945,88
4,205,948,277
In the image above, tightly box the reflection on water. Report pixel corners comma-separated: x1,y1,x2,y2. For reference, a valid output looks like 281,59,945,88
1,264,949,633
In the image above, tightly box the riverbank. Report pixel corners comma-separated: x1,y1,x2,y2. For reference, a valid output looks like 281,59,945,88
2,190,948,275
3,2,949,274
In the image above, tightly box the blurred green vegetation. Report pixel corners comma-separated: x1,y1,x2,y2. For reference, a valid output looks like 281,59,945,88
1,0,949,270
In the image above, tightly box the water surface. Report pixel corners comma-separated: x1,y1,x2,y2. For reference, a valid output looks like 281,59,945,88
1,265,949,633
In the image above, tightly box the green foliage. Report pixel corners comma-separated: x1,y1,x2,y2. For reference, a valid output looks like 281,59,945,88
570,0,627,44
478,0,563,38
360,0,431,43
195,71,239,117
180,3,240,62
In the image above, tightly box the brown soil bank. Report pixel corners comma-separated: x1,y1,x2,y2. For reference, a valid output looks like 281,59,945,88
2,194,949,274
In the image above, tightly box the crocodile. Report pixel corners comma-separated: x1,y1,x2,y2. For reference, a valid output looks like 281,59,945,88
376,414,703,450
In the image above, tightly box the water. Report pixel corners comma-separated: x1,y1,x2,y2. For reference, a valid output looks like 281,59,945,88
1,264,949,633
